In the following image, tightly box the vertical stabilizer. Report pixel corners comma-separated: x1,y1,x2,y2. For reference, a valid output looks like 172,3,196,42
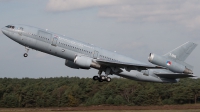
163,42,197,71
164,42,197,61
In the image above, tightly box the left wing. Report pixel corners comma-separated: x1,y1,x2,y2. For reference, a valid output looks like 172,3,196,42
155,73,196,78
96,59,164,71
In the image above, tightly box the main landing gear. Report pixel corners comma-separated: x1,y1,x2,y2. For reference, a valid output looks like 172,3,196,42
93,75,111,82
23,47,29,57
93,70,112,82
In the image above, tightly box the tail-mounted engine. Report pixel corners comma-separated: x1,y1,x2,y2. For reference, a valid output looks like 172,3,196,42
148,53,193,74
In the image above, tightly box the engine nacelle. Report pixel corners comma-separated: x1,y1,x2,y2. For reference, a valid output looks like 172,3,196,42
65,60,80,69
148,53,193,74
74,55,101,69
74,56,92,69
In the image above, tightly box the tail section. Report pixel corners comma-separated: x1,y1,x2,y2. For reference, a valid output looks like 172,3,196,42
164,42,197,70
164,42,197,61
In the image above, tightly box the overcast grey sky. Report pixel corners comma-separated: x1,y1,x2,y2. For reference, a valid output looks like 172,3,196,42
0,0,199,78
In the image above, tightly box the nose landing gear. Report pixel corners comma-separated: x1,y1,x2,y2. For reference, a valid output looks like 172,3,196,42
23,47,29,57
23,53,28,57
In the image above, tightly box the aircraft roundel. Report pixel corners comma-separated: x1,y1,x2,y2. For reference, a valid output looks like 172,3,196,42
166,61,172,66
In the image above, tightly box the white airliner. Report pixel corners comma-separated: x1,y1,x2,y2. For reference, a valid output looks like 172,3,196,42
1,24,197,83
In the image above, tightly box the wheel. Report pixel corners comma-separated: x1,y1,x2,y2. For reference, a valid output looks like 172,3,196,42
107,77,111,82
93,76,99,80
98,78,103,82
100,75,105,80
23,53,28,57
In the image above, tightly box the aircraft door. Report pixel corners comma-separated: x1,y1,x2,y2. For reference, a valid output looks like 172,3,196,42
93,50,98,59
19,27,26,45
18,27,23,36
52,37,58,46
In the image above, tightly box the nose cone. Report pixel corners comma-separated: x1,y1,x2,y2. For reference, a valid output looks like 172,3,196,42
1,27,6,34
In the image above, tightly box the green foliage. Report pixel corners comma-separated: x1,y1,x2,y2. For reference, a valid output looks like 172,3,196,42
0,77,199,107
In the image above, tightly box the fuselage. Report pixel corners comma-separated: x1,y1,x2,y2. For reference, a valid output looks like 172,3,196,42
1,24,177,83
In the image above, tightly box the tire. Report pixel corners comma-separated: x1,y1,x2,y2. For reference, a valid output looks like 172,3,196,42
93,76,99,80
100,75,105,80
24,53,28,57
107,77,111,82
98,78,103,82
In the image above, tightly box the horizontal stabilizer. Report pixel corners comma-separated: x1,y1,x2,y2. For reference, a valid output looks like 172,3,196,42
155,73,196,79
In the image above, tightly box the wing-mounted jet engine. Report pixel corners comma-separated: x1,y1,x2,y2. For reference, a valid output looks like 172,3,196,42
148,53,193,74
74,55,101,69
65,60,80,69
74,55,92,69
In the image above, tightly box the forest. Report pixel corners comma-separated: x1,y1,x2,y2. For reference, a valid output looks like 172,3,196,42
0,77,200,107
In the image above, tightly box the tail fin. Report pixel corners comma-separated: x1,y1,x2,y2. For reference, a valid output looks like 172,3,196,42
164,42,197,70
164,42,197,61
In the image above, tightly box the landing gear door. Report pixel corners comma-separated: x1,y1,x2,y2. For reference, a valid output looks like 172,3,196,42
93,50,98,59
52,36,58,46
143,70,149,76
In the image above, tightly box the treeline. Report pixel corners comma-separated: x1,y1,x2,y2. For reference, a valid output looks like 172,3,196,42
0,77,200,107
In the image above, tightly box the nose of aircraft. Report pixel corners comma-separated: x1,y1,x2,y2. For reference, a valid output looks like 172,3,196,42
1,27,6,34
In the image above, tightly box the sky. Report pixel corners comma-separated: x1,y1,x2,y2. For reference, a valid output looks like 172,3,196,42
0,0,199,79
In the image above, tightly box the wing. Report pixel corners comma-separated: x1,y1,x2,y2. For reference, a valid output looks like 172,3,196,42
96,59,164,71
155,73,196,79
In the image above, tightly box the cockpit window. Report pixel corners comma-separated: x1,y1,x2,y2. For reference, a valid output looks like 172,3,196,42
6,25,15,29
